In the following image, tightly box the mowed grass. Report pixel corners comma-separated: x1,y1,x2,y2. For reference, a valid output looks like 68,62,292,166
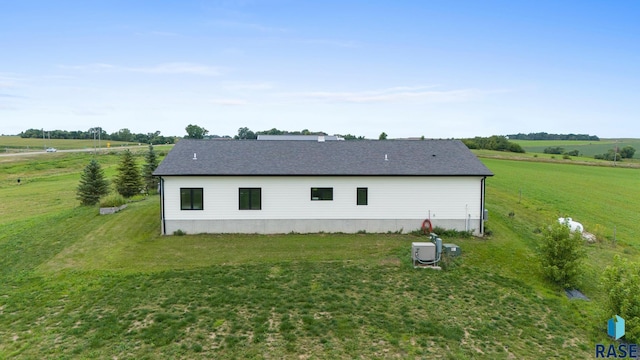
3,149,639,358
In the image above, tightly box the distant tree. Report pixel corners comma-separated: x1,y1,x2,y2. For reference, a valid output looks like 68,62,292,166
142,144,159,194
507,132,600,141
116,128,133,142
543,147,564,155
538,220,586,289
620,146,636,159
339,133,366,140
461,136,525,153
260,128,286,135
114,150,143,198
185,124,209,139
379,132,388,140
235,127,257,140
76,159,110,206
595,149,622,161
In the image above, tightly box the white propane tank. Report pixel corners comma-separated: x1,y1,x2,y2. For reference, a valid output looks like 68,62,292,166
558,217,584,233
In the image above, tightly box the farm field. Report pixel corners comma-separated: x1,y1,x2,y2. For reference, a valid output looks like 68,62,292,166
0,135,147,152
0,147,637,358
512,138,640,158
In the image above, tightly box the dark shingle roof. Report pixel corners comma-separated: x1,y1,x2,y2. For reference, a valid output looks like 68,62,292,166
153,139,494,176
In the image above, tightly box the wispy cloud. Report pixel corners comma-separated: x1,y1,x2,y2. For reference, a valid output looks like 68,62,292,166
135,30,180,37
223,81,273,90
72,106,115,116
290,86,506,104
59,62,222,76
0,74,25,88
210,98,248,106
211,20,288,33
133,63,221,76
293,38,360,48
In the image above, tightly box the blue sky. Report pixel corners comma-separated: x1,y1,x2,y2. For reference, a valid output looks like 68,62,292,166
1,1,638,139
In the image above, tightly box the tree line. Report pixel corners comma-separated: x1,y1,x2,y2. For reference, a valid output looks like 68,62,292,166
461,136,525,153
506,132,600,141
184,125,367,140
19,128,177,145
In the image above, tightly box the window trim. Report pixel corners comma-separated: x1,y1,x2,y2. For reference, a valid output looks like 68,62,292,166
180,188,203,210
311,187,333,201
239,187,262,210
357,187,368,206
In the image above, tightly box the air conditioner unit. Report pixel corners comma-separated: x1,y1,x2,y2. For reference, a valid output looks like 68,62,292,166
412,242,436,263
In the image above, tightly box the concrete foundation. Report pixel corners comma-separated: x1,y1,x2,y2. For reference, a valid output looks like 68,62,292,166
162,218,482,235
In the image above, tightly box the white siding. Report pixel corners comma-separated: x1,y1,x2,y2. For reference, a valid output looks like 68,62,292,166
161,175,483,223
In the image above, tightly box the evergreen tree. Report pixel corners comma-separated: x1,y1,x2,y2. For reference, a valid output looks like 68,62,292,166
142,144,159,193
114,149,143,198
76,159,110,205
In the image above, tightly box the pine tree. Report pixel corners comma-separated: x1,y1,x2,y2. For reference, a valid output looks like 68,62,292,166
76,159,110,205
142,144,159,193
114,149,143,198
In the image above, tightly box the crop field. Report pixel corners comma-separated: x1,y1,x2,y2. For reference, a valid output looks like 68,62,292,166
512,138,640,158
1,146,638,358
0,135,141,152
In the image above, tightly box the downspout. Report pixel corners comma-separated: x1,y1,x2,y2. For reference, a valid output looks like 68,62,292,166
480,177,486,235
160,177,166,235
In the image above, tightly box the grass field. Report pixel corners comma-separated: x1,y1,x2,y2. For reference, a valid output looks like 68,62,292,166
1,144,637,358
0,135,144,152
512,138,640,158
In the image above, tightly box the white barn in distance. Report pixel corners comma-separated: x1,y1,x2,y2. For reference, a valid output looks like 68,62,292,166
153,138,493,235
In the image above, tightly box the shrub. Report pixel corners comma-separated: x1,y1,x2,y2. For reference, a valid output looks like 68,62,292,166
595,150,622,161
538,221,586,288
543,146,564,154
100,193,126,208
432,226,473,238
620,145,636,159
173,229,186,236
601,256,640,343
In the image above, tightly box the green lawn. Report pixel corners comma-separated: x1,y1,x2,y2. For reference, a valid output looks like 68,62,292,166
1,150,636,358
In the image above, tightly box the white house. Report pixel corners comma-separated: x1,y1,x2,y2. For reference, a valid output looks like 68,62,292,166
153,139,493,235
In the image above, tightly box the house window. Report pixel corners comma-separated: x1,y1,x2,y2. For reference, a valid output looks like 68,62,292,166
311,187,333,201
357,187,368,205
239,188,261,210
180,188,203,210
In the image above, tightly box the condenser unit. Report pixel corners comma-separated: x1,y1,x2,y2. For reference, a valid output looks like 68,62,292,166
412,242,436,263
